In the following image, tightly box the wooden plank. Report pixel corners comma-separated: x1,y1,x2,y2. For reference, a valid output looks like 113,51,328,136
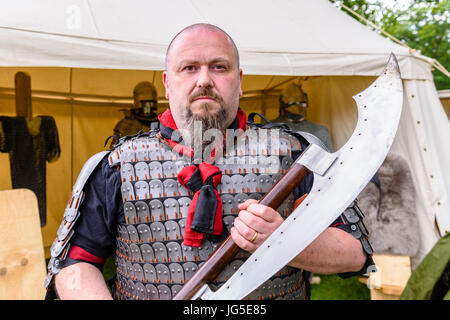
368,254,412,299
371,288,400,300
0,189,46,299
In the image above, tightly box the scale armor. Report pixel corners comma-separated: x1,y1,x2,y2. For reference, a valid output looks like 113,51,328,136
108,129,306,300
45,128,375,300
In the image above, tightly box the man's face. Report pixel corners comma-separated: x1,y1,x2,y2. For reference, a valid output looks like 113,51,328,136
163,28,243,134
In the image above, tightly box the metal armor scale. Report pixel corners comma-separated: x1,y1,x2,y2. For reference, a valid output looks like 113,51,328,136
109,129,307,300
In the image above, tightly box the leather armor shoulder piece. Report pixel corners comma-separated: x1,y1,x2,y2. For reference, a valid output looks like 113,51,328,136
44,151,111,289
245,112,325,153
295,130,331,152
107,131,162,168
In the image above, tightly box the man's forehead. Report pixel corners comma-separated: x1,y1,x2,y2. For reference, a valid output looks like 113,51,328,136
172,29,231,52
166,25,239,68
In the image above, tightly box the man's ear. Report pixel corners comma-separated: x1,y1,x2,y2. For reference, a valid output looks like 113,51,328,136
239,69,243,97
163,71,170,99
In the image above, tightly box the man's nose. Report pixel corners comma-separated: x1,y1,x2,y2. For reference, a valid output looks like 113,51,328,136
196,66,214,88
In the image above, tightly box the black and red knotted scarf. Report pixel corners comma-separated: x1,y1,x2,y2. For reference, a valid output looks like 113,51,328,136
158,108,247,247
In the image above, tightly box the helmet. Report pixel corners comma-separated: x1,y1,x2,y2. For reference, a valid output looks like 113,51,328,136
279,83,308,121
281,83,308,107
133,81,158,114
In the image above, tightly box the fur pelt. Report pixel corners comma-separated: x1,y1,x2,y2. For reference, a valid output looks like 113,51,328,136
357,153,420,256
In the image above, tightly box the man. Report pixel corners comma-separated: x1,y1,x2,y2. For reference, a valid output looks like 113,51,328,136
46,23,374,300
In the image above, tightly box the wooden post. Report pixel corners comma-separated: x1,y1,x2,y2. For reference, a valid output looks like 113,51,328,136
14,72,32,120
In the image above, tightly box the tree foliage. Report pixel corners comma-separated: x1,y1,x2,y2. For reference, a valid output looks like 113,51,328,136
331,0,450,89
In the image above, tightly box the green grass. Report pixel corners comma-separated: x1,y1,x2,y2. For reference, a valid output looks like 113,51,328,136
310,274,370,300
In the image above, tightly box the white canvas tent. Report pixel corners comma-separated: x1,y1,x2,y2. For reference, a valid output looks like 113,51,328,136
0,0,448,268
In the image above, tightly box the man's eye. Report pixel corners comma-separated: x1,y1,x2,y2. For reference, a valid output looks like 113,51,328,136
183,65,196,72
214,65,226,70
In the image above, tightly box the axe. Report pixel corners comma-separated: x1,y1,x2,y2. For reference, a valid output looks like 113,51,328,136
174,53,403,300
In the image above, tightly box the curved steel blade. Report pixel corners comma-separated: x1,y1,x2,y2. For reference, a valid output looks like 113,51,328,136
199,53,403,300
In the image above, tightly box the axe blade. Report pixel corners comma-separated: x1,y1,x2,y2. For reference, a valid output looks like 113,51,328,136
198,53,403,300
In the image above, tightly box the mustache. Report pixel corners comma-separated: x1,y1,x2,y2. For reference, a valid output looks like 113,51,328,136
189,88,223,103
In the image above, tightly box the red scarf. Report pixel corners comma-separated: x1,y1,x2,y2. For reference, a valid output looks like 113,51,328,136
158,108,247,247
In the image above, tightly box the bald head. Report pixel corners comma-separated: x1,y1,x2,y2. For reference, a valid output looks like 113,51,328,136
162,23,243,136
165,23,240,70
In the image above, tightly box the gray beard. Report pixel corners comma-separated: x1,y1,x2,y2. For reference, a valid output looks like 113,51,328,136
182,102,229,150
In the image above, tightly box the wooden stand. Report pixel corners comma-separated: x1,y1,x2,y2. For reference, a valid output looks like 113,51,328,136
0,189,46,299
364,254,412,300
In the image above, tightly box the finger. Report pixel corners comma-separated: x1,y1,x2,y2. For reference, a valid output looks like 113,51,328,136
233,216,258,242
237,198,258,211
245,203,282,223
237,210,272,235
230,227,257,252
